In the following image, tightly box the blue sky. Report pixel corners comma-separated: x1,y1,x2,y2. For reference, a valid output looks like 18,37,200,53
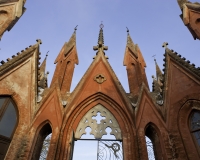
0,0,199,92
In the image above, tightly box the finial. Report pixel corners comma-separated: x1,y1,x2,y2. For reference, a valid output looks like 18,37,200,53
36,39,42,44
74,25,78,32
126,27,129,33
152,55,156,61
162,42,168,49
46,51,49,57
93,22,108,52
99,21,104,29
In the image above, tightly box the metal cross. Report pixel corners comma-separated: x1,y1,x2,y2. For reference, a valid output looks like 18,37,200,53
162,42,168,49
74,25,78,31
46,51,49,57
100,21,104,29
152,55,156,61
126,27,129,33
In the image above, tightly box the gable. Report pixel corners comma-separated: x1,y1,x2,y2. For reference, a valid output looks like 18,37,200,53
135,88,165,130
0,45,39,122
32,86,63,130
67,54,132,114
164,52,200,106
169,61,200,104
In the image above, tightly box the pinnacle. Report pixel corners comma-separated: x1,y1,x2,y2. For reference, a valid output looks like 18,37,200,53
39,51,48,74
93,23,108,53
154,59,163,80
98,28,104,46
126,30,138,58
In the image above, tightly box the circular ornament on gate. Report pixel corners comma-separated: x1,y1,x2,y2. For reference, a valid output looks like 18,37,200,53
112,143,120,152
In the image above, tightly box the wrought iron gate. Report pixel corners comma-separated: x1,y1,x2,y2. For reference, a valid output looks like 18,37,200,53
97,140,123,160
72,139,123,160
72,104,124,160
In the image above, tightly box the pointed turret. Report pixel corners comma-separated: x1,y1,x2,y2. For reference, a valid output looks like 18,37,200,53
152,75,162,93
126,32,138,58
38,52,49,89
37,53,49,102
123,29,149,99
154,59,163,82
51,27,79,94
151,58,163,104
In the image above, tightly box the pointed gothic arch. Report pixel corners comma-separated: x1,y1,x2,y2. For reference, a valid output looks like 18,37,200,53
31,121,52,160
189,110,200,149
56,93,136,160
145,123,163,160
0,96,18,160
73,104,123,159
178,99,200,158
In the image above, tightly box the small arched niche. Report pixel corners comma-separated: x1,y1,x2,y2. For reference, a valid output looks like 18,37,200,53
0,96,18,159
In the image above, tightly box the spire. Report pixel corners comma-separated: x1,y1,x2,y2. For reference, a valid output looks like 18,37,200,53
54,28,77,64
38,52,49,89
39,51,48,74
123,29,149,98
93,22,108,53
51,27,79,94
98,29,104,45
152,75,161,93
154,58,163,81
126,28,138,58
151,56,163,105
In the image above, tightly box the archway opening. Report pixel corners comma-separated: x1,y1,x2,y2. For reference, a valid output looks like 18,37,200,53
145,136,155,160
72,104,123,160
32,123,52,160
145,124,162,160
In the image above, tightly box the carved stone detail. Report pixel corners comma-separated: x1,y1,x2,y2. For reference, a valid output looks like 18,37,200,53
168,134,177,160
94,74,106,84
75,104,122,140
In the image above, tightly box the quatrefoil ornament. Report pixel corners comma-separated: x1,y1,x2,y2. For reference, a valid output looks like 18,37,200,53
94,74,106,84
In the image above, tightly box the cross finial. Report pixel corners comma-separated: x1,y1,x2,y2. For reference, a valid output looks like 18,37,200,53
46,51,49,57
36,39,42,44
152,55,156,61
74,25,78,32
126,27,129,33
100,21,104,29
93,23,108,52
162,42,168,49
